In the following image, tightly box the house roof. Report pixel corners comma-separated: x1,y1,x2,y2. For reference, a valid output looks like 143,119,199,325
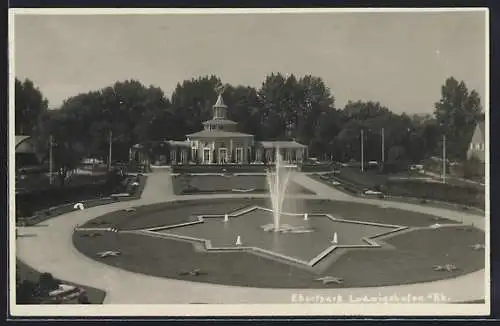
258,140,307,149
213,94,227,108
15,135,31,148
132,140,191,149
186,130,254,138
477,121,486,141
469,121,486,146
202,119,237,125
167,140,190,147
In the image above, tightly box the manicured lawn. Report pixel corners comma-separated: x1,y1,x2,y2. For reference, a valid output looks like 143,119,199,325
73,198,484,289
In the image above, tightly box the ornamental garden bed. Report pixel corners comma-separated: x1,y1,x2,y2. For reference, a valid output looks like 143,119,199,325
16,174,147,225
311,169,485,211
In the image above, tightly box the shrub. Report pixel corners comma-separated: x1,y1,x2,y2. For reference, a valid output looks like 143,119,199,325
17,280,37,304
463,157,484,180
37,273,60,297
78,292,90,304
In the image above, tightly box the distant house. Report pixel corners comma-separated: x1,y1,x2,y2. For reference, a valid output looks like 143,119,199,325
15,135,40,170
467,121,486,163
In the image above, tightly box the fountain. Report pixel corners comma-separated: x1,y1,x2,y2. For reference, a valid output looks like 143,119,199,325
260,148,314,234
265,148,293,232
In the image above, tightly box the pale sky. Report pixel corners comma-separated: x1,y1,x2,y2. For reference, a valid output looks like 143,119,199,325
13,10,487,114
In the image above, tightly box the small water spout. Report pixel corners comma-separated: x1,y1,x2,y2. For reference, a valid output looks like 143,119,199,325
304,213,309,221
224,214,229,222
266,147,294,232
236,235,242,246
332,232,338,244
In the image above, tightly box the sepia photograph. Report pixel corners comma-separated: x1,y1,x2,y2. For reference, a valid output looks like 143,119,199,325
9,8,489,317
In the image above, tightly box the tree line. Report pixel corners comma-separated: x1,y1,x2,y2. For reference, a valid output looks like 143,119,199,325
15,74,484,169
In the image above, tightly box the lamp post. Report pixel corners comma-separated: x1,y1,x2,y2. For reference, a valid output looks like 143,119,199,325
381,127,385,164
442,134,447,184
360,129,364,172
108,130,113,171
107,100,124,171
49,135,53,185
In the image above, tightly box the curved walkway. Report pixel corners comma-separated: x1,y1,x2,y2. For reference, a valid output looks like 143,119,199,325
16,171,486,304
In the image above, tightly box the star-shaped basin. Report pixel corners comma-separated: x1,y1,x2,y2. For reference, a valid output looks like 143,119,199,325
141,206,408,267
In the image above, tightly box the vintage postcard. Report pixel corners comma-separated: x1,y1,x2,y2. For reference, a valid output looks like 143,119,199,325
9,8,490,317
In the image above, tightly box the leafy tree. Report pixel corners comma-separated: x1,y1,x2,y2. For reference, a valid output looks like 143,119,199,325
313,108,346,160
338,101,394,162
407,114,441,163
297,75,335,153
463,155,484,180
35,110,85,185
170,75,221,138
224,85,262,138
257,73,292,140
257,73,335,152
434,77,483,160
15,78,49,135
39,80,172,164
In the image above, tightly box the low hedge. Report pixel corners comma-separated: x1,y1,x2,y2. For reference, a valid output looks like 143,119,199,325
172,164,267,174
16,174,148,223
181,187,266,195
334,168,387,190
312,173,364,194
300,162,336,173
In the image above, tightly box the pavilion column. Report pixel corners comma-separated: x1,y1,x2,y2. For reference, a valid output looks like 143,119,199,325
229,139,234,163
182,148,188,164
170,148,176,165
243,139,248,163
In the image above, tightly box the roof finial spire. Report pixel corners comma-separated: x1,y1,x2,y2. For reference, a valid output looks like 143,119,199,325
215,82,226,96
213,82,227,109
